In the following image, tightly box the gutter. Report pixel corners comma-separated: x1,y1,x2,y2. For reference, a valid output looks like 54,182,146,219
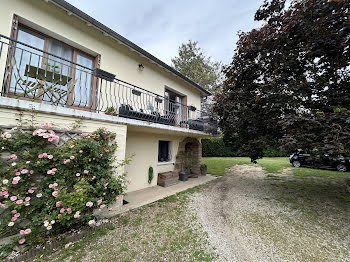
48,0,211,96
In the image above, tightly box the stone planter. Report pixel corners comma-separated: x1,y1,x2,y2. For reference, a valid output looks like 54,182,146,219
200,165,207,176
179,171,189,181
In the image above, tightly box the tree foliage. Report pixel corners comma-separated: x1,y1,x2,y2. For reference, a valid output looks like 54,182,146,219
172,40,222,114
215,0,350,161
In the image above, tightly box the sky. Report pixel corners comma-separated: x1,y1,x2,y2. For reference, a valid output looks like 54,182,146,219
65,0,264,66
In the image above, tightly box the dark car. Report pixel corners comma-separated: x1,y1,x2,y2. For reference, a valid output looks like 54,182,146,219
289,151,350,172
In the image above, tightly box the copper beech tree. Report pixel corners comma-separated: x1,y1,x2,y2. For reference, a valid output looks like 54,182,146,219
215,0,350,161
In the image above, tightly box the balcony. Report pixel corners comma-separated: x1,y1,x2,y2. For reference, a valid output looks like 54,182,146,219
0,34,217,135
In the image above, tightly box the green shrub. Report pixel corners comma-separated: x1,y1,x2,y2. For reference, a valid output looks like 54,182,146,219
202,137,287,157
262,147,288,157
0,123,128,248
201,137,239,157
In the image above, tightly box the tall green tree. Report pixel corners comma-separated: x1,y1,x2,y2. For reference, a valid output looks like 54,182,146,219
215,0,350,161
172,40,222,114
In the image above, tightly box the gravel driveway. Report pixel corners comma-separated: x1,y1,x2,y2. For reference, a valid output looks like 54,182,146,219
190,165,350,262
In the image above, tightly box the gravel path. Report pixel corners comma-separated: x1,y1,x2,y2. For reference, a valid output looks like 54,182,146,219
190,165,350,262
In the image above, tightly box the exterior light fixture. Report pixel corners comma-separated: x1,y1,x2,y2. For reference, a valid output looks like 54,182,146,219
138,64,144,71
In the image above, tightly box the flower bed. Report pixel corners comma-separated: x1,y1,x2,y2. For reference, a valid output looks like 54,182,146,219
0,123,128,258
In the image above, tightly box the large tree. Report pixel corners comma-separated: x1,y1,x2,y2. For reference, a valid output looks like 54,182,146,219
172,40,222,114
215,0,350,161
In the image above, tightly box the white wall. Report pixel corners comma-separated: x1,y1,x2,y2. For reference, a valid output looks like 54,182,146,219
0,0,202,110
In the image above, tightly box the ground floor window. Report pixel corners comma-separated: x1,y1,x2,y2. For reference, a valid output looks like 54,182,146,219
158,140,172,162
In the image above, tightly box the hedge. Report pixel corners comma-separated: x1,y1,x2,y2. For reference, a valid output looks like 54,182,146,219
201,137,288,157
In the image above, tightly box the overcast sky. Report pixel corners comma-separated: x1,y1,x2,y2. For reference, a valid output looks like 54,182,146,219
65,0,264,66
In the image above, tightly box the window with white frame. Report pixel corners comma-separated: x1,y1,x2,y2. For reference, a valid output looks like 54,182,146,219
158,141,172,162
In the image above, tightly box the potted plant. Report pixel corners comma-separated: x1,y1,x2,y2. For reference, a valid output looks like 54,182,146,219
105,106,118,116
200,164,207,176
176,151,198,181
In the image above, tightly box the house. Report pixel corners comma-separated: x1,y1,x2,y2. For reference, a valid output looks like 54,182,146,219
0,0,217,193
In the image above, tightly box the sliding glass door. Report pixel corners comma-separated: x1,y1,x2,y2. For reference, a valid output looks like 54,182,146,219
164,89,185,126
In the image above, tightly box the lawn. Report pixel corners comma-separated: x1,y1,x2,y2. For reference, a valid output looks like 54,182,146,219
32,187,218,262
202,157,291,176
203,156,350,177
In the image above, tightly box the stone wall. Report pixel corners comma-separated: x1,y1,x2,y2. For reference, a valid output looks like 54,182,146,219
174,137,202,176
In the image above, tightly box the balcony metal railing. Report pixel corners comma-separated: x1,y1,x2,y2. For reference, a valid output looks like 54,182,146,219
0,34,217,134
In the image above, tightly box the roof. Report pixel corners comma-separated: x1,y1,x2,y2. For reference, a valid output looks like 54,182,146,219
48,0,211,96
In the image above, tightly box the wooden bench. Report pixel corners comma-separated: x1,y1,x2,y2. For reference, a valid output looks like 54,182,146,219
157,171,179,187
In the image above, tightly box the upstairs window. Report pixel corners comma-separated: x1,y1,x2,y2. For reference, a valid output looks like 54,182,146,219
158,141,172,162
8,26,96,108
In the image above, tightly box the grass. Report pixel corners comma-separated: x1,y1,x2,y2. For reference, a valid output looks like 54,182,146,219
202,157,252,175
202,157,291,176
33,185,218,262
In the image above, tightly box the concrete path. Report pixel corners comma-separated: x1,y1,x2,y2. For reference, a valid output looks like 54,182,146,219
97,174,217,218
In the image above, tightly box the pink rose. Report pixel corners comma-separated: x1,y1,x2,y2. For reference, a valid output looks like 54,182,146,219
9,154,17,160
12,180,18,185
86,201,93,207
97,199,102,206
15,172,20,176
70,145,75,148
24,228,31,234
28,189,34,194
52,191,58,198
21,169,28,174
25,197,31,202
49,184,54,188
99,204,106,210
29,170,34,174
10,196,17,201
11,216,17,222
47,170,52,175
56,201,62,207
14,213,20,218
70,156,75,160
42,153,48,158
60,208,65,213
38,154,43,158
67,207,72,214
11,210,17,214
36,193,42,198
16,200,23,205
83,170,89,174
18,238,26,245
52,168,57,172
74,211,80,218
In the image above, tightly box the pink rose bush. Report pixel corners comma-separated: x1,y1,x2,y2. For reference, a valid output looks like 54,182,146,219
0,124,128,252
